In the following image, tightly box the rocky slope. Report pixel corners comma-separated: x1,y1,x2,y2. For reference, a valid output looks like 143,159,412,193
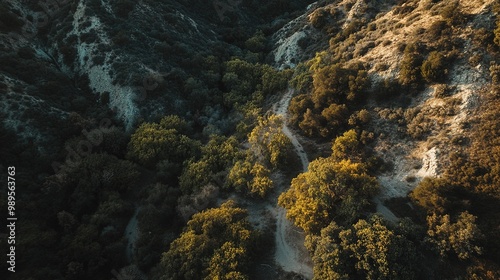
270,0,497,201
1,0,314,140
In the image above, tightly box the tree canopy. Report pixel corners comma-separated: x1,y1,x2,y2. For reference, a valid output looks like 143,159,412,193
127,115,200,167
279,157,378,233
305,216,421,280
158,201,254,280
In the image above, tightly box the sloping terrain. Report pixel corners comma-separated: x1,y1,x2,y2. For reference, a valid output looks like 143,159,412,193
1,0,500,279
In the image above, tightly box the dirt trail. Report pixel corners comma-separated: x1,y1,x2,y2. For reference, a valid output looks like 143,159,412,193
272,88,313,279
373,197,399,223
271,89,399,279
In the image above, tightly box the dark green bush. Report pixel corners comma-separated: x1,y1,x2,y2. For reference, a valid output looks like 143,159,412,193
421,51,446,83
427,20,450,41
495,19,500,48
309,9,329,29
399,44,423,87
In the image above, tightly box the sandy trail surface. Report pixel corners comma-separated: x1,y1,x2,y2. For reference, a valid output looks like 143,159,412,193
272,88,313,279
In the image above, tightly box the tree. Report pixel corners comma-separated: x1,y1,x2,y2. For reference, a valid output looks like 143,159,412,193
261,65,292,96
158,201,254,280
290,63,313,94
278,157,378,233
343,216,419,280
206,242,249,280
399,44,422,87
289,94,313,126
47,153,139,217
299,108,324,138
249,162,273,197
248,114,292,169
410,178,451,214
179,160,213,194
201,135,242,171
227,160,253,192
321,103,348,135
227,160,273,197
127,118,200,167
305,222,350,280
245,30,266,53
495,19,500,47
311,64,350,107
331,129,362,162
159,115,191,135
421,51,446,83
426,211,483,260
306,216,420,280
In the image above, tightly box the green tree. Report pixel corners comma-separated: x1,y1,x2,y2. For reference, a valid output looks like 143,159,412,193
421,51,446,83
206,242,250,280
289,94,313,126
306,216,420,280
248,114,292,169
127,118,200,167
261,65,292,96
299,108,324,138
227,160,253,192
343,216,419,280
158,201,254,280
312,64,350,107
331,129,363,162
399,44,422,87
201,135,242,171
410,178,451,214
227,160,273,197
278,157,378,233
321,103,349,135
179,160,213,194
290,63,313,94
426,211,483,260
305,222,349,280
245,30,266,53
495,19,500,47
249,162,273,197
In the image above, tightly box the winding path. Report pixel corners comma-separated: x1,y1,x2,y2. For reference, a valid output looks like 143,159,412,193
270,89,399,278
272,88,313,279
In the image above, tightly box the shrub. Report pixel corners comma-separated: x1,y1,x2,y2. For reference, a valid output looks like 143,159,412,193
434,84,454,98
495,19,500,48
288,94,313,127
440,0,464,26
427,20,450,41
111,30,129,46
399,44,423,87
290,62,313,94
421,51,446,83
244,30,266,53
159,201,254,279
309,9,329,29
127,117,200,167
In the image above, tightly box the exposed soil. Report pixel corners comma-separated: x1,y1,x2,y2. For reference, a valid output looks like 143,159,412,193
271,88,314,279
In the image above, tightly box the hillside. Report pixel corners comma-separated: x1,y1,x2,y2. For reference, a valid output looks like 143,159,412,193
1,0,500,279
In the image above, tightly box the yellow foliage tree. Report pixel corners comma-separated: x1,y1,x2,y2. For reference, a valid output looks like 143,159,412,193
159,201,254,280
278,157,378,233
248,114,292,169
